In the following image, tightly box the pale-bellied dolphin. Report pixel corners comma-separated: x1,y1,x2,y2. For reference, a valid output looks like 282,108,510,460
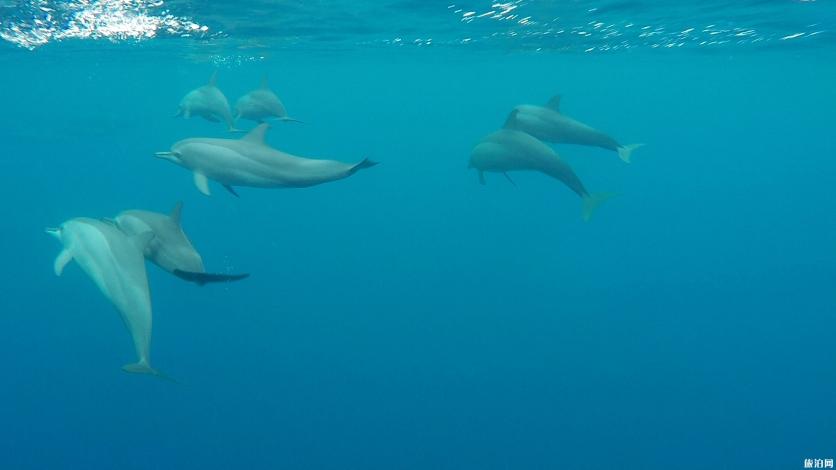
469,126,615,221
175,71,240,132
155,123,378,197
504,95,643,163
113,203,250,286
235,76,301,124
46,218,165,377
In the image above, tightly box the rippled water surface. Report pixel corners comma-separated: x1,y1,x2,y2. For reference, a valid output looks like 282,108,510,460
2,0,833,52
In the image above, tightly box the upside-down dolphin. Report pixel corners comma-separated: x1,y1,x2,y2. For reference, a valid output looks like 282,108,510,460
175,71,240,132
469,124,614,221
504,95,643,163
46,218,164,377
155,123,378,196
114,203,249,286
235,76,301,124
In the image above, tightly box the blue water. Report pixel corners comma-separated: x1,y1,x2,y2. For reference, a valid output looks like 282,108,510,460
2,1,836,469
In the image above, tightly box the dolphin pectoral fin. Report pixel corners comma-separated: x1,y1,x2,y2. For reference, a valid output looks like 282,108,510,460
223,184,240,197
122,362,178,383
279,116,304,124
173,269,250,286
193,172,211,196
581,192,617,222
478,171,486,185
503,172,517,186
545,95,562,111
616,143,644,163
53,249,73,276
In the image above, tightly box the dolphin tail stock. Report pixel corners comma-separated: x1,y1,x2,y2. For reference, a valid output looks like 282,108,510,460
348,158,379,176
581,192,617,222
173,269,250,286
616,143,644,163
122,362,178,383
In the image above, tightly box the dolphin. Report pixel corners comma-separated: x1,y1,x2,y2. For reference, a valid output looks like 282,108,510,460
235,76,301,124
46,217,164,377
469,125,615,221
155,123,378,196
113,203,250,286
175,71,240,132
504,95,644,163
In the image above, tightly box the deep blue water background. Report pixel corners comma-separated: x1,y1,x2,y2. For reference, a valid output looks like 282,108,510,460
0,42,835,469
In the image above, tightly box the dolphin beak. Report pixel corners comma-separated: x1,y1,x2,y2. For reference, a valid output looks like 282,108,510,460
154,151,174,158
45,227,61,238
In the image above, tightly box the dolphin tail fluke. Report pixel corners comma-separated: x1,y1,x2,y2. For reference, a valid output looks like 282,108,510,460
173,269,250,286
581,192,617,222
617,143,644,163
122,362,178,383
348,158,379,175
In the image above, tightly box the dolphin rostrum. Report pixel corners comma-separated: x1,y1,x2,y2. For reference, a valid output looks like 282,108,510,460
235,76,301,124
505,95,643,163
46,218,165,377
175,71,240,132
114,203,250,286
155,123,378,196
469,126,615,221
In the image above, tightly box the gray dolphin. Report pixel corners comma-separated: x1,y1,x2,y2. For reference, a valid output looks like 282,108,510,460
175,71,240,132
113,203,249,286
505,95,643,163
469,126,614,221
155,123,378,197
235,76,301,124
46,218,165,377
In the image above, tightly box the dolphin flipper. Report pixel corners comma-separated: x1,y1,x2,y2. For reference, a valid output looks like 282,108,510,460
173,270,250,286
193,172,211,196
53,249,74,276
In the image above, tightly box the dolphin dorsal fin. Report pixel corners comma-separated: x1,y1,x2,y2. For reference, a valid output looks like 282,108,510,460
260,74,269,89
502,109,520,129
242,123,270,145
170,202,183,225
208,70,219,87
545,95,561,111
